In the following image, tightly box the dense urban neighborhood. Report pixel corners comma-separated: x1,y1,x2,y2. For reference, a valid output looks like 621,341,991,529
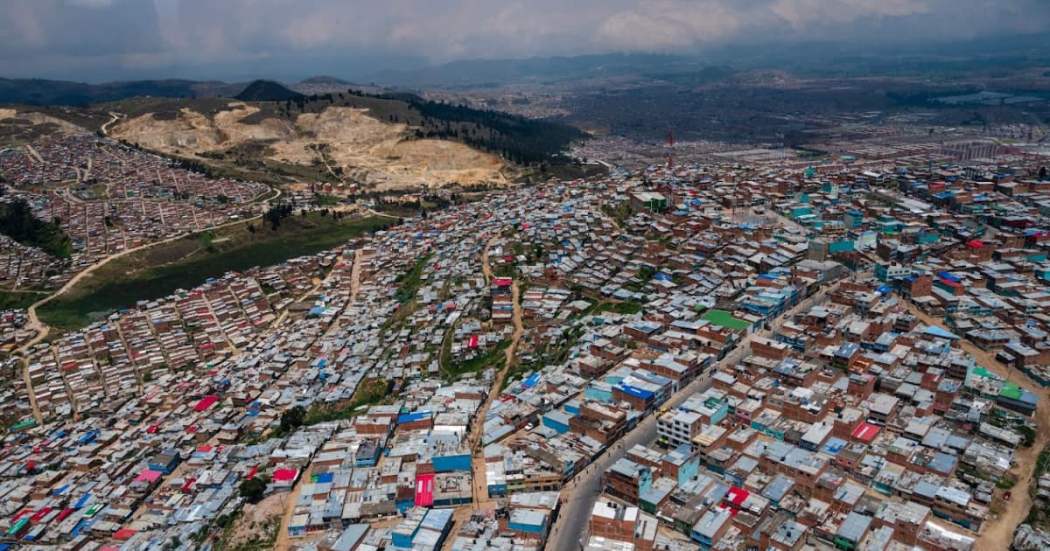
4,120,1050,551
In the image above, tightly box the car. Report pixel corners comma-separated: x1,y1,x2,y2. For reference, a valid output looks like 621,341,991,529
1004,491,1012,501
525,423,534,431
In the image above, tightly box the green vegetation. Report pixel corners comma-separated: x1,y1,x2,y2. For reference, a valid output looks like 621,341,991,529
1024,444,1050,528
238,475,269,503
602,201,632,227
577,300,642,319
234,80,303,102
0,198,72,258
395,256,429,305
445,340,510,380
597,302,642,316
37,214,391,330
303,378,392,425
0,290,47,310
312,193,342,207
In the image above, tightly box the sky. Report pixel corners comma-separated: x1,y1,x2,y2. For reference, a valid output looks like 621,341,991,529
2,0,1049,82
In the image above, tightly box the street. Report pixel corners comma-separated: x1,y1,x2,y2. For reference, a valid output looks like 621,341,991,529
545,281,837,550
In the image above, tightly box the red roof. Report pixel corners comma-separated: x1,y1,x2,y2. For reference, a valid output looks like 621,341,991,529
966,240,984,248
852,422,881,443
135,469,163,483
113,529,137,540
494,277,513,287
194,396,219,412
245,466,259,480
939,279,961,288
468,335,479,349
726,487,749,507
415,474,434,507
273,469,299,483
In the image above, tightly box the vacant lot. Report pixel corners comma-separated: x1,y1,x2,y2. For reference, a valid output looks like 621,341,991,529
38,213,391,330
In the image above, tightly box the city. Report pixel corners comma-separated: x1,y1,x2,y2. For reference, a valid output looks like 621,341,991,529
2,2,1050,551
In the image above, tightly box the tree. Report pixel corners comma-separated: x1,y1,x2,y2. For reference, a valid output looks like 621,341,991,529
280,405,306,434
239,476,269,503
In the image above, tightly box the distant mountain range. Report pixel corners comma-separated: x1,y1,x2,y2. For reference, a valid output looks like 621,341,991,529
0,77,343,107
4,33,1050,107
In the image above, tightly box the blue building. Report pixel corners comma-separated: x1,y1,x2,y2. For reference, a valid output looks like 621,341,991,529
541,410,573,434
508,509,548,536
433,453,472,473
691,507,732,548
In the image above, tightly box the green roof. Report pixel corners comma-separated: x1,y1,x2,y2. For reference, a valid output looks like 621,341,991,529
702,310,751,331
972,367,997,380
10,420,36,431
999,381,1023,400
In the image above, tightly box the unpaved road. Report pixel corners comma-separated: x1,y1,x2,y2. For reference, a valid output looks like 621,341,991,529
903,302,1050,551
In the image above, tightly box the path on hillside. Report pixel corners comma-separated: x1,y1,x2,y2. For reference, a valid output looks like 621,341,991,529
100,112,122,136
903,302,1050,551
456,231,524,517
24,144,43,164
14,188,283,422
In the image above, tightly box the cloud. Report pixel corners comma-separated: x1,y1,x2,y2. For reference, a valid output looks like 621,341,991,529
1,0,1048,80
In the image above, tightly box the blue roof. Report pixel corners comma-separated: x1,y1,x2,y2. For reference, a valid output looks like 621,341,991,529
522,373,541,388
937,271,961,283
616,384,654,400
924,326,960,340
397,411,432,424
877,285,893,294
314,472,334,484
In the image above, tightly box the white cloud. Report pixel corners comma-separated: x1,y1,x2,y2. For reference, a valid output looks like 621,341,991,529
0,0,1047,79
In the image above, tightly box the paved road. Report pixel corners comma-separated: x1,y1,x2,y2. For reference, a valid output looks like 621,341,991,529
546,282,837,551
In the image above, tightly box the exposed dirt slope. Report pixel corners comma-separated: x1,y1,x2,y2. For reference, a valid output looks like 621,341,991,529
109,102,507,189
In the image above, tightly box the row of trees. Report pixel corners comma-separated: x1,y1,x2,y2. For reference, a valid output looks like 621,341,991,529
0,198,72,258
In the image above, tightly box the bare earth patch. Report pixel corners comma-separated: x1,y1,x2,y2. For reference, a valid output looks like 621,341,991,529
110,103,507,190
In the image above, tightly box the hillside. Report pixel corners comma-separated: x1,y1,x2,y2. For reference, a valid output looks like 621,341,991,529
100,97,512,190
0,78,246,106
235,80,304,102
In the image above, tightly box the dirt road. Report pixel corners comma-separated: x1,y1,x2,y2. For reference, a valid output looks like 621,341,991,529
273,471,310,551
100,112,122,136
903,302,1050,551
13,189,280,423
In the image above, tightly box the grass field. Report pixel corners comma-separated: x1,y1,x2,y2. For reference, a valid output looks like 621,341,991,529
0,290,49,311
38,213,392,330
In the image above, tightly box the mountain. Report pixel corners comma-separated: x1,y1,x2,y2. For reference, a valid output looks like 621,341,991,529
0,78,247,106
299,75,351,85
234,80,304,102
370,53,709,87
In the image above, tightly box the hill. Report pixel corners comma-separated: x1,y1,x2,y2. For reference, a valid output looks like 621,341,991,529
0,78,251,106
299,76,351,86
234,80,304,102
